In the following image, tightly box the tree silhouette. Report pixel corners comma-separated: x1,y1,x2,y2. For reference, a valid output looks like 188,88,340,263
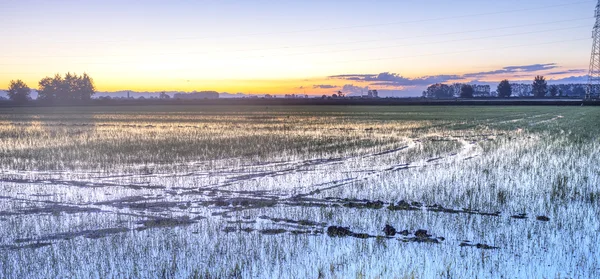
532,76,548,98
423,84,453,99
460,84,474,98
159,91,170,99
7,80,31,103
549,85,558,97
573,86,586,97
38,74,62,101
78,73,95,101
38,73,95,102
497,80,512,98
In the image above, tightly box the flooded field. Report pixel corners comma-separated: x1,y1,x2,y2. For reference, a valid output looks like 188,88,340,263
0,105,598,278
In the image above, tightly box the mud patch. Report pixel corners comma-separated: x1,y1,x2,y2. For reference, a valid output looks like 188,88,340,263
400,229,442,244
344,200,384,210
511,213,527,219
388,200,421,211
137,217,196,230
326,226,375,239
460,242,499,250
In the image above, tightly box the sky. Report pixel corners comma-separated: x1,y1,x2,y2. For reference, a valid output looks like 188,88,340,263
0,0,596,96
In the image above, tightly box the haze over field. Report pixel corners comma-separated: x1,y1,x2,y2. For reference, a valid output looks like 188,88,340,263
0,0,595,96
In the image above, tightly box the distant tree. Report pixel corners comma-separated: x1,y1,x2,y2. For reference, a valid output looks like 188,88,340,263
7,80,31,103
38,73,95,102
532,76,548,98
63,72,78,101
159,91,170,99
78,73,96,101
337,91,344,98
549,85,558,97
321,95,327,99
423,83,454,99
460,84,474,98
558,88,564,97
573,86,586,97
332,94,338,98
497,80,512,98
38,74,61,101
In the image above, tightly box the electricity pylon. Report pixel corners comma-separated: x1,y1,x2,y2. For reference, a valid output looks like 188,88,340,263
587,0,600,99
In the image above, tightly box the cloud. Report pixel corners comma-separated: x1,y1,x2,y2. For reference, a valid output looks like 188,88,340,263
475,75,590,85
462,63,558,78
312,84,338,89
342,84,369,96
546,69,587,76
504,64,557,71
330,63,565,88
329,74,374,79
330,72,461,87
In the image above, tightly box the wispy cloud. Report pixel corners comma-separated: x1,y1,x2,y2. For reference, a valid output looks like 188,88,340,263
329,63,570,88
463,63,558,78
546,69,587,76
312,84,338,89
330,72,461,87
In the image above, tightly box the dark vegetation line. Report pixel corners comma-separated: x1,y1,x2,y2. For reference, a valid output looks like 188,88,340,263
1,98,597,107
3,73,599,107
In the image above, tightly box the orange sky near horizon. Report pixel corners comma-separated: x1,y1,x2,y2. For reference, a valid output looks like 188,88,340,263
0,67,586,96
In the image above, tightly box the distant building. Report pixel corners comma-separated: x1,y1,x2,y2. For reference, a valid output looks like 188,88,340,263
451,83,491,97
284,94,308,99
473,85,491,97
173,91,219,100
365,90,379,98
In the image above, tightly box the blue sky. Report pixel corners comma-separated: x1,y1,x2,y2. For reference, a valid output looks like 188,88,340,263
0,0,595,95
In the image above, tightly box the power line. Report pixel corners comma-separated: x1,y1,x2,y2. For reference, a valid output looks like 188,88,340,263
15,0,595,45
0,37,589,74
226,17,593,55
239,25,589,59
0,24,590,66
0,18,592,60
330,37,591,64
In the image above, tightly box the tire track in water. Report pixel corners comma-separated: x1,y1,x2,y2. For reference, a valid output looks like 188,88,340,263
0,134,491,250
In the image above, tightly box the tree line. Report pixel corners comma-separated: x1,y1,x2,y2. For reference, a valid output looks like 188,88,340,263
423,76,578,99
6,73,95,103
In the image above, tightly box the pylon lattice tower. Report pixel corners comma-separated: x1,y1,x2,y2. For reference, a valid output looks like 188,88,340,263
587,0,600,99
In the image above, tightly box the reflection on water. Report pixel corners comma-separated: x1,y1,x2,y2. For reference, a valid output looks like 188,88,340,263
0,106,598,278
